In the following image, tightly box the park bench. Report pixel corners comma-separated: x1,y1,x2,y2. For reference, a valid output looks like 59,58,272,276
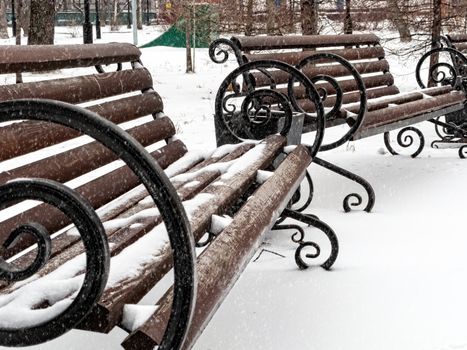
209,33,467,209
0,43,338,349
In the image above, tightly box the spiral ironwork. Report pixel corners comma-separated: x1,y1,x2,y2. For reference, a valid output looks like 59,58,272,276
215,60,326,158
95,62,123,74
383,127,425,158
208,38,245,65
276,208,338,270
415,47,467,90
0,100,196,349
292,52,368,152
0,179,109,346
459,145,467,158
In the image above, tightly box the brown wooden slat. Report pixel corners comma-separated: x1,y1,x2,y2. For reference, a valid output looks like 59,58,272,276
0,68,153,104
231,34,380,50
453,43,467,51
244,46,386,65
0,43,141,74
77,135,286,333
0,92,164,161
447,34,467,43
121,145,312,350
281,73,394,100
0,143,256,293
251,60,390,87
361,91,466,129
0,117,175,185
298,85,400,113
0,140,187,259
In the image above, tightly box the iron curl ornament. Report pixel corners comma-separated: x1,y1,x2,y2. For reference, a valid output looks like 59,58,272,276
384,126,425,158
292,52,368,151
208,38,244,65
214,60,326,158
0,100,196,349
415,47,467,90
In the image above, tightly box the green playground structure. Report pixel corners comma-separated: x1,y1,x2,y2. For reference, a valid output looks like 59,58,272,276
140,5,217,49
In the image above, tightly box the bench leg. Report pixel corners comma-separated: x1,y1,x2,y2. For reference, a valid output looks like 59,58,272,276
313,156,376,213
273,208,339,270
383,127,425,158
428,117,467,158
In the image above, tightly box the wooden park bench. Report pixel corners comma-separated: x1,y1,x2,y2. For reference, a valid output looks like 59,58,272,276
209,33,467,209
0,44,338,349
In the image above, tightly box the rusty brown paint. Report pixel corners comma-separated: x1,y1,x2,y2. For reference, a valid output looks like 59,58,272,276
121,145,312,350
0,43,140,74
0,69,153,104
231,34,380,50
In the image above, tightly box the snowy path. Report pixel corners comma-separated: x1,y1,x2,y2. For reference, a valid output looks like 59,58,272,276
1,27,467,350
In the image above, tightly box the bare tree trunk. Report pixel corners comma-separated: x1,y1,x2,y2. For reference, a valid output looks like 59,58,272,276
301,0,318,35
387,0,411,42
185,6,193,73
344,0,352,33
136,0,142,29
267,0,276,34
28,0,55,44
0,0,8,39
19,0,29,36
111,0,118,30
429,0,442,86
245,0,253,35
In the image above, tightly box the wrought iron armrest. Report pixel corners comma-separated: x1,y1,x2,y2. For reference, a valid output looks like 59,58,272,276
0,99,196,349
416,46,467,93
214,60,326,158
293,53,368,152
209,38,245,66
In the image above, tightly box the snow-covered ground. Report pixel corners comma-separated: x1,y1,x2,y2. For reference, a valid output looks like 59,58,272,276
1,26,467,350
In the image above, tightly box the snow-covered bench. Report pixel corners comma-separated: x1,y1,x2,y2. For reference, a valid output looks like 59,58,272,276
209,34,467,210
0,44,338,349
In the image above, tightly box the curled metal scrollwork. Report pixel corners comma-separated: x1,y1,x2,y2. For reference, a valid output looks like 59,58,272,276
208,38,244,65
383,127,425,158
215,60,325,158
95,63,123,74
292,52,367,152
0,100,196,349
274,208,338,270
0,222,52,282
459,145,467,159
415,47,467,90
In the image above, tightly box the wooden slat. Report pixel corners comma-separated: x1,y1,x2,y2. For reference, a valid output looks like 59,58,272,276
251,60,390,87
121,145,312,350
0,92,164,161
0,43,141,74
0,143,256,293
361,91,466,129
0,68,153,104
231,34,380,50
77,135,286,333
447,34,467,43
244,46,386,65
0,140,187,259
0,117,175,185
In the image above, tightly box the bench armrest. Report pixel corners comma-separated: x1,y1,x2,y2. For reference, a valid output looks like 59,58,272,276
0,99,195,349
416,46,467,93
294,53,368,152
214,60,326,158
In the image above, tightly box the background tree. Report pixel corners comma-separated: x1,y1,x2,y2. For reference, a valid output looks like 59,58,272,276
301,0,318,35
28,0,55,44
0,0,8,38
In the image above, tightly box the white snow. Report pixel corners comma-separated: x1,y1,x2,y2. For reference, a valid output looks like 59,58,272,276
121,305,158,333
210,215,233,235
256,170,274,184
0,25,466,350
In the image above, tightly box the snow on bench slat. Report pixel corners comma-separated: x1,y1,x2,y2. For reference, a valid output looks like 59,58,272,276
0,140,271,328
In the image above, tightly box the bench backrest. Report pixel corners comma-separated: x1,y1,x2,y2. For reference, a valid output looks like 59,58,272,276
445,34,467,53
0,43,187,258
230,34,400,110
